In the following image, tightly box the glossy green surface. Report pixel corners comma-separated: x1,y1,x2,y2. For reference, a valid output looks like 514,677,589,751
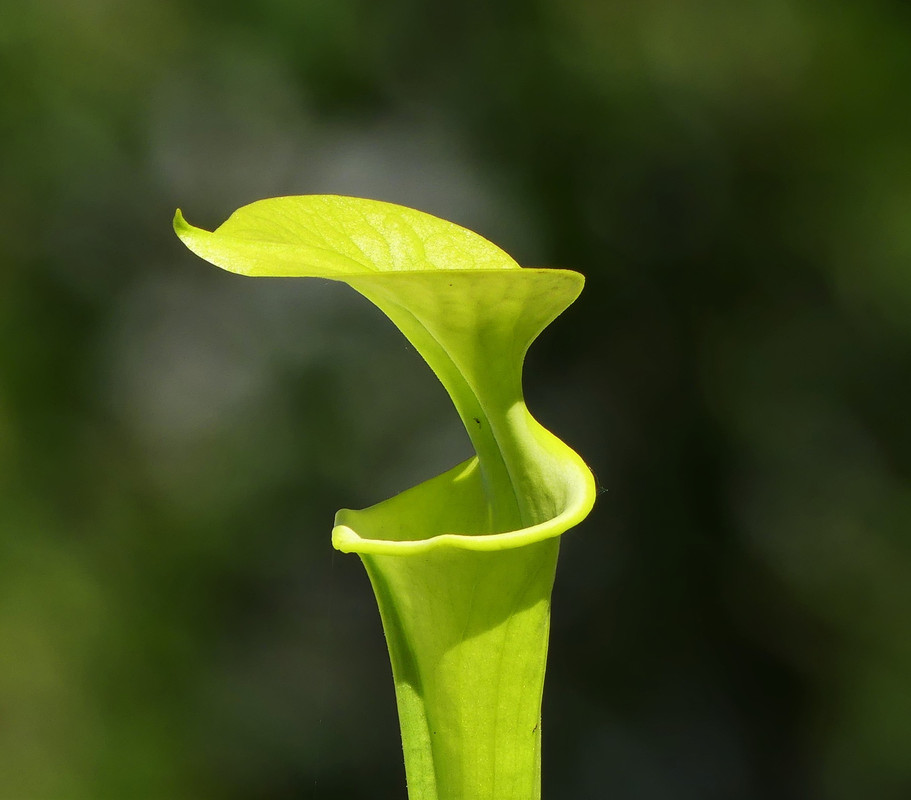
175,195,595,799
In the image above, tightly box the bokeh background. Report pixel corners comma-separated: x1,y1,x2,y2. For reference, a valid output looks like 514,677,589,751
2,0,911,798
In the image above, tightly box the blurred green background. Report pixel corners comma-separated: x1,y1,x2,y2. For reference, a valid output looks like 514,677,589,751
2,0,910,798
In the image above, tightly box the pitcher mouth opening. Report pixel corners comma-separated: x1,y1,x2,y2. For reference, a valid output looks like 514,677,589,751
332,445,595,557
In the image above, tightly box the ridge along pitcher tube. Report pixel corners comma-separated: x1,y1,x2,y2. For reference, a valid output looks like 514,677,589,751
175,195,596,800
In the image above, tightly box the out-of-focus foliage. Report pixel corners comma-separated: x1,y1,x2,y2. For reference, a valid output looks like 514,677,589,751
1,1,909,798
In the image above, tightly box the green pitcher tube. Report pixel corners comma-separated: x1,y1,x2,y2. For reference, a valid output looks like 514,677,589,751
174,195,597,800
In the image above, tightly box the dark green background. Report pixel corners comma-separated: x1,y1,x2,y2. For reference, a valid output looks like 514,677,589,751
2,1,910,797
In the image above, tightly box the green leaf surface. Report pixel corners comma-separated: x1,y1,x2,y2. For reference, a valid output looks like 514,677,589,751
174,196,596,800
174,195,520,276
